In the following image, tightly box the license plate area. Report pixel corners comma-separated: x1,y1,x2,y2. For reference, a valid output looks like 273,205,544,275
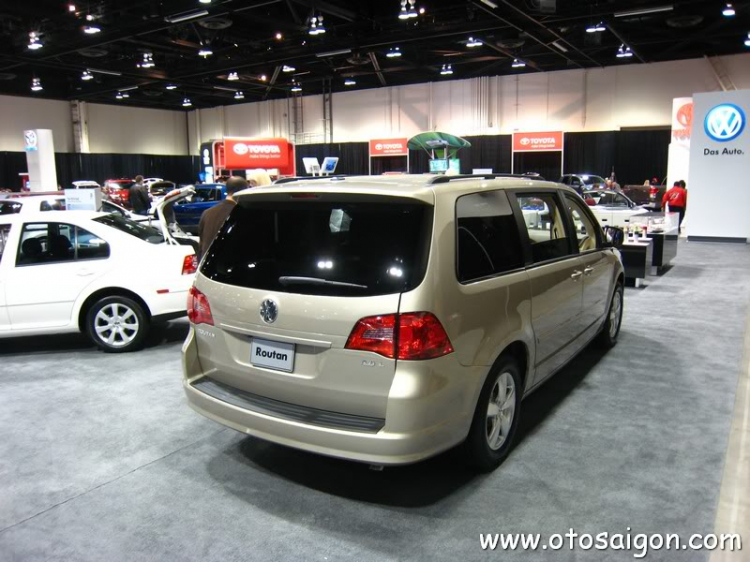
250,338,295,372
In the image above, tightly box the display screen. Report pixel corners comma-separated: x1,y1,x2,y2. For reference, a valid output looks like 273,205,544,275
429,159,448,172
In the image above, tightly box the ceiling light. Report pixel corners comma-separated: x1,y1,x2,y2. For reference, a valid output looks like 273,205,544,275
440,64,453,75
116,91,129,99
260,74,268,81
512,58,526,68
466,37,482,47
722,3,736,17
83,25,101,34
81,70,93,81
227,71,239,81
407,0,418,18
744,33,750,47
166,84,178,89
28,32,43,50
291,85,302,92
419,7,425,14
199,0,212,3
68,4,76,12
615,5,673,17
165,10,209,24
31,77,43,92
479,0,498,8
344,78,356,86
182,98,192,107
586,22,606,33
616,44,633,58
386,47,402,58
87,68,122,76
282,65,295,72
198,47,213,57
275,32,283,40
137,52,155,69
309,15,326,35
398,1,409,20
234,91,245,100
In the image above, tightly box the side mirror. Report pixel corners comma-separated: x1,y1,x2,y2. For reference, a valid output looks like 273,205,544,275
602,226,624,249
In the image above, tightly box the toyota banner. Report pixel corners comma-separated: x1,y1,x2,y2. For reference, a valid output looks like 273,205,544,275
512,131,563,152
224,138,290,168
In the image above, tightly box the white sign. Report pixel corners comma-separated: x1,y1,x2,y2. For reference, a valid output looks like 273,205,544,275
64,188,103,211
687,90,750,241
251,338,295,372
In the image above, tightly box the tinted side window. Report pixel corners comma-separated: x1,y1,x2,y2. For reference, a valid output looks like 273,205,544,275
76,227,110,260
17,223,75,265
0,225,11,263
456,191,524,283
516,193,573,264
40,199,66,211
0,202,22,215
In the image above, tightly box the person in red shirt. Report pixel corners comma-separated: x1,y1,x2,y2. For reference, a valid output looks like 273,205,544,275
662,180,688,233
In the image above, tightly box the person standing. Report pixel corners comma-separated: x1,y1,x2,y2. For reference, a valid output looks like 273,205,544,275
198,176,253,260
129,175,150,215
662,180,688,233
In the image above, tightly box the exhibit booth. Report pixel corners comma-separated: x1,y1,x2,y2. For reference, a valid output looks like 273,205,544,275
200,138,296,182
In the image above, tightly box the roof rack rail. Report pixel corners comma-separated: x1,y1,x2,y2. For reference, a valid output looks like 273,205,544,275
274,175,347,185
428,173,530,185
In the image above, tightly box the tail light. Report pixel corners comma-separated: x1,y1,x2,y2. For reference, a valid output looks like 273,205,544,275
182,254,197,275
187,286,214,325
345,312,453,361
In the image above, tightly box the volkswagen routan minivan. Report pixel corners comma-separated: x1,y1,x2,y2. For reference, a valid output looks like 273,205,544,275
182,175,624,470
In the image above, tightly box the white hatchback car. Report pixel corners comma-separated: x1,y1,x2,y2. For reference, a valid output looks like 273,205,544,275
583,190,649,228
0,211,196,352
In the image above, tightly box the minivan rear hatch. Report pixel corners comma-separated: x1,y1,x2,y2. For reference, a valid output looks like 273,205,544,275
194,190,433,420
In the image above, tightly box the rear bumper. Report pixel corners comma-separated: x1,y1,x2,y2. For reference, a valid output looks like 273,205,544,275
181,328,484,465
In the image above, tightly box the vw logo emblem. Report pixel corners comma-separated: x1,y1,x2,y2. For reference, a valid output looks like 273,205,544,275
259,299,278,324
704,104,745,142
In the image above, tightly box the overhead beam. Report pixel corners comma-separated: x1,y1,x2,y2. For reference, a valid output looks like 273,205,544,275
264,65,282,100
287,0,358,22
368,52,386,87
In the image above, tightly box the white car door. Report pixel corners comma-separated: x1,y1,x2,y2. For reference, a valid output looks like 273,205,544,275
5,221,112,331
0,224,12,331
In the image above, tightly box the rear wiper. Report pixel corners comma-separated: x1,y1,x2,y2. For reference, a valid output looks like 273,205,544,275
278,276,368,289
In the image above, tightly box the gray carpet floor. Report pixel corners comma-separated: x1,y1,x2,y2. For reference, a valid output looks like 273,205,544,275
1,240,748,561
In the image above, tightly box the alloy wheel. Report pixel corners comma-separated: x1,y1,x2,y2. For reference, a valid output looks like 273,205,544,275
94,303,140,347
486,372,516,450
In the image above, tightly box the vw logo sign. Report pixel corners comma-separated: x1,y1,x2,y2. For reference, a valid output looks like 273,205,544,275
704,104,745,142
259,299,278,324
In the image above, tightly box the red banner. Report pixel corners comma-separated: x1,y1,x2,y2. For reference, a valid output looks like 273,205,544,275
369,138,408,157
512,131,563,152
224,138,290,168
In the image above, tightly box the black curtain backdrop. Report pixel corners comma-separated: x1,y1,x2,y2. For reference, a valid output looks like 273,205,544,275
0,152,200,191
371,155,408,174
513,152,563,181
294,142,369,176
563,130,670,185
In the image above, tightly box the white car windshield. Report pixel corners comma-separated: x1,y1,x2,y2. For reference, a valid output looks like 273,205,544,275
94,214,165,244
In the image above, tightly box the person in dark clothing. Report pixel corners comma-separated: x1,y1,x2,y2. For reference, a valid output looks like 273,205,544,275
129,175,150,215
662,180,688,233
198,176,253,260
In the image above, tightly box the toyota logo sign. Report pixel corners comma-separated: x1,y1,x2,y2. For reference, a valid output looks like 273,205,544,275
704,104,745,142
375,143,383,150
520,137,530,146
233,143,249,155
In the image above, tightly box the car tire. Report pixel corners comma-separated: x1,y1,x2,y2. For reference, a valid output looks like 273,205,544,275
86,295,149,353
463,356,523,472
597,283,624,349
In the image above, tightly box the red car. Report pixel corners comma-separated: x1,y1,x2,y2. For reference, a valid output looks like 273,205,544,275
103,179,135,207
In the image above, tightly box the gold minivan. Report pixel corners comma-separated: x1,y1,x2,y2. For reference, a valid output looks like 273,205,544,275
182,175,624,470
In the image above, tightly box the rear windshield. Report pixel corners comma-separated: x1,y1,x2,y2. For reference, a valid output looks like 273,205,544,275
201,196,433,296
93,214,164,244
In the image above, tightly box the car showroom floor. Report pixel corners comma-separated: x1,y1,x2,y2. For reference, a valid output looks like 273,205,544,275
1,241,749,562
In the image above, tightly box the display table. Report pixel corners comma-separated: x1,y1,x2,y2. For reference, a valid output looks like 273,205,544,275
621,238,653,288
646,227,678,272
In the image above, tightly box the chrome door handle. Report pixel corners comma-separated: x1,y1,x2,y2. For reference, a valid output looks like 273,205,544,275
571,271,583,280
583,266,594,276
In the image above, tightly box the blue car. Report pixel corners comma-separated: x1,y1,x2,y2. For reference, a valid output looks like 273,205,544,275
173,184,226,234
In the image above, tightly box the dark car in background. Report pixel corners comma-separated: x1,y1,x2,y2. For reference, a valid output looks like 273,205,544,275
559,173,607,195
621,183,667,210
173,183,227,234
